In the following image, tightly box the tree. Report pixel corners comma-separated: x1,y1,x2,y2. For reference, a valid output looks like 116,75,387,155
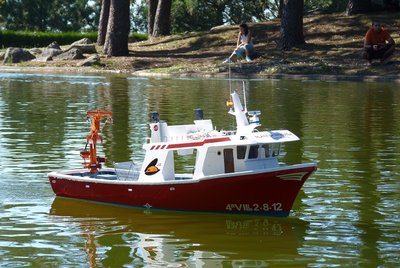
147,0,158,36
97,0,110,45
221,0,260,25
47,0,98,32
170,0,229,33
280,0,305,50
277,0,284,18
324,0,348,13
103,0,130,56
206,0,231,26
0,0,97,32
346,0,371,15
152,0,172,37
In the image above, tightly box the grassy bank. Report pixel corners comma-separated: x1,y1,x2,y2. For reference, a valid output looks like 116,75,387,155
126,12,400,79
1,12,399,81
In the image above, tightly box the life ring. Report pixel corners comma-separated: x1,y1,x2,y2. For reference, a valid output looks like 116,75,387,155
154,125,159,131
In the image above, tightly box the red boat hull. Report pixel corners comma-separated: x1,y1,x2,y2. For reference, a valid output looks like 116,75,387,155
48,164,316,216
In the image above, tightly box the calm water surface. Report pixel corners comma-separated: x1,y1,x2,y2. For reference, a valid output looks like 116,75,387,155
0,73,399,267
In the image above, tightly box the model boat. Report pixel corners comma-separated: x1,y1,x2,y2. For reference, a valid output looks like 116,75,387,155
48,87,316,216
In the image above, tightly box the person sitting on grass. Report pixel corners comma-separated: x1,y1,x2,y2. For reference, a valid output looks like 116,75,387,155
362,20,395,65
223,23,254,63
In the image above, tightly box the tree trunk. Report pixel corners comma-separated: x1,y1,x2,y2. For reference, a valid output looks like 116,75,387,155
103,0,130,56
346,0,372,15
147,0,158,36
152,0,172,37
97,0,111,46
280,0,304,50
278,0,284,18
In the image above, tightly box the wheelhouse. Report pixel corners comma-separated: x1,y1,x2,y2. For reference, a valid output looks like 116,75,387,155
194,142,282,178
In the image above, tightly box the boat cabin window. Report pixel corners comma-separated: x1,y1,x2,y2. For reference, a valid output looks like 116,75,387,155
236,144,281,161
272,144,281,157
262,144,270,158
237,146,247,159
248,145,259,159
174,149,197,174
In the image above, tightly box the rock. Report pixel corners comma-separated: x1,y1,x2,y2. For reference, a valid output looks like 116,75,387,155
210,25,234,32
3,47,35,63
47,41,61,50
41,41,63,59
0,52,4,61
77,54,101,67
41,48,63,59
67,44,97,54
29,48,43,56
34,55,53,62
54,48,85,60
71,38,93,46
68,38,97,54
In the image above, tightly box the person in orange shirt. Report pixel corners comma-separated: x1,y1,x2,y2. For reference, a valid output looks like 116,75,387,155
362,20,395,64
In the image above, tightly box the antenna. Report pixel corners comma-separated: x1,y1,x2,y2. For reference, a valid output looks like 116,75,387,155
228,62,232,95
242,80,247,113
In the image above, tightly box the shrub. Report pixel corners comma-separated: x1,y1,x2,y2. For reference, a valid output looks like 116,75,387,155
0,31,147,48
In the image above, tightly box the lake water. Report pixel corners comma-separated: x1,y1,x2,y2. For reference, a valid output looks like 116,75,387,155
0,72,399,267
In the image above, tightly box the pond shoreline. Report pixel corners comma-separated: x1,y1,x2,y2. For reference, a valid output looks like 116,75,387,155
1,65,399,83
2,13,399,83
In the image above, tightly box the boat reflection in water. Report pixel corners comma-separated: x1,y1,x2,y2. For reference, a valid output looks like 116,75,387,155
49,197,309,267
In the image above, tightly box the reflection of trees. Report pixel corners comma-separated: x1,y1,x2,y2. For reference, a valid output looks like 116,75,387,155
244,79,399,266
2,78,67,149
99,233,133,267
103,76,132,164
349,84,396,267
146,78,230,127
0,76,80,172
326,82,399,266
290,81,400,266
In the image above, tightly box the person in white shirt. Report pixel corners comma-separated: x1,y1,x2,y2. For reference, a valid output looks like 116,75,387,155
224,23,254,63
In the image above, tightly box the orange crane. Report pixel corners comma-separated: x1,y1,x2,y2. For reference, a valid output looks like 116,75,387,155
80,110,112,173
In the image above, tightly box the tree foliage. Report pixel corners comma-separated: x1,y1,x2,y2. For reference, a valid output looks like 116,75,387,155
129,0,350,34
0,0,393,40
170,0,273,33
0,0,98,32
346,0,372,15
167,0,352,33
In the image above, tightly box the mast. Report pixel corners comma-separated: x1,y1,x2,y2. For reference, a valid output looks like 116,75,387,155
80,110,112,173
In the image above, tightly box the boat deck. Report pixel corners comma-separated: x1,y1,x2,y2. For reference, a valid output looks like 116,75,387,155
71,170,193,182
